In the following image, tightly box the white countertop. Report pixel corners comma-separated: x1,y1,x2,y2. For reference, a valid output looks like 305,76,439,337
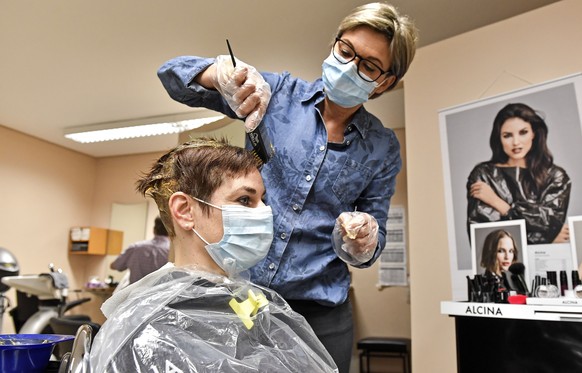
441,300,582,322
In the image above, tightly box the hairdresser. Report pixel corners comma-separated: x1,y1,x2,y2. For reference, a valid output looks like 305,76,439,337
157,3,417,371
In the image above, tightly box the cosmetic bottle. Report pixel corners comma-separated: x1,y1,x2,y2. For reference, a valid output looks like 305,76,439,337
494,282,509,303
547,271,557,287
572,270,581,288
534,278,547,298
535,277,560,298
467,275,479,302
531,275,541,297
543,272,559,298
573,271,582,299
560,270,569,296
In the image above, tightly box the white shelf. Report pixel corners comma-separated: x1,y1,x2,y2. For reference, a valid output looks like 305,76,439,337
441,300,582,322
525,297,582,306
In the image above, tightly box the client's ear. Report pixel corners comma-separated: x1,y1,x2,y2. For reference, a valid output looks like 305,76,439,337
169,192,195,231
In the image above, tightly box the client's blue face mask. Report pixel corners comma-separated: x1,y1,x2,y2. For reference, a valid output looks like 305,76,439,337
191,197,274,276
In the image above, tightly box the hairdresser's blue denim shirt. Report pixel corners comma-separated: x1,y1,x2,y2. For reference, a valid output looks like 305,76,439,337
158,56,401,306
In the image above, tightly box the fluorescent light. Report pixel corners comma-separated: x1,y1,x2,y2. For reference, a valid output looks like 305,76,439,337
64,111,226,143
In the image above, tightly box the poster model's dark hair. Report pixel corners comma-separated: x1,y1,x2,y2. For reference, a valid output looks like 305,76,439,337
489,103,553,195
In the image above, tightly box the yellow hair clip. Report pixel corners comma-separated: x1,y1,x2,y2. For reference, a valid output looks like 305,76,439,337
229,289,269,329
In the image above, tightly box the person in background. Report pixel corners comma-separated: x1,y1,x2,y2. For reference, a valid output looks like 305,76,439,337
480,229,519,279
110,216,170,284
89,137,337,372
157,4,417,371
467,103,571,245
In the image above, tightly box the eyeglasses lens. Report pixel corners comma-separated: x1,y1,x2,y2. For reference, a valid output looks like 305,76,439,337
332,39,382,82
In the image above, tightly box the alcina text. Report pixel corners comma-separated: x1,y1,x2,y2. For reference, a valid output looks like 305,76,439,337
465,305,502,316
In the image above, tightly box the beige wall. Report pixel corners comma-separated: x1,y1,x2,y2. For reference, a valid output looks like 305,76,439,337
0,125,96,331
405,1,582,371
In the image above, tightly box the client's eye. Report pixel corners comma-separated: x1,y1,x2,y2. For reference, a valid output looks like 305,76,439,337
237,196,251,206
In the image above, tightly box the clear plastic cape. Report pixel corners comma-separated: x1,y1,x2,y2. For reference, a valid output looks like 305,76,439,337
89,265,338,372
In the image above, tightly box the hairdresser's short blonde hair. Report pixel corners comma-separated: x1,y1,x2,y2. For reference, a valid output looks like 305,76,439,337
335,2,418,92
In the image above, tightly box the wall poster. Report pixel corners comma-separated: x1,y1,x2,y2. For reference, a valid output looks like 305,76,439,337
439,73,582,300
378,205,408,287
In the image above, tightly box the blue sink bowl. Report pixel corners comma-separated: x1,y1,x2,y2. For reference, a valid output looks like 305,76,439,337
0,334,75,373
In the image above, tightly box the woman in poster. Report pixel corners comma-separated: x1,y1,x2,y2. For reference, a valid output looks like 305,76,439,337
467,103,571,244
480,229,519,278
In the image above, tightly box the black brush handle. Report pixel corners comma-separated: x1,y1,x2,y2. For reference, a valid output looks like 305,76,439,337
226,39,236,67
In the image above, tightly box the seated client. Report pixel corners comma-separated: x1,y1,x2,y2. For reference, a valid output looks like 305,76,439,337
89,137,338,372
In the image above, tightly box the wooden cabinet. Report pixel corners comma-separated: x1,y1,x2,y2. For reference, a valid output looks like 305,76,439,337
69,227,123,255
106,229,123,255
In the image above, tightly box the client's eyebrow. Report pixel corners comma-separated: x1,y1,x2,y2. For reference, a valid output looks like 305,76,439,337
240,186,267,202
227,186,259,199
239,186,258,194
227,183,268,203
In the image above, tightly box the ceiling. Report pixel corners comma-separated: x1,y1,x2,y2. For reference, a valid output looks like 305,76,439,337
0,0,561,158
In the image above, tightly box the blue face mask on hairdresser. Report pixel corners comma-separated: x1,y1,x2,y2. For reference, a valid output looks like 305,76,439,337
191,197,273,276
321,52,380,108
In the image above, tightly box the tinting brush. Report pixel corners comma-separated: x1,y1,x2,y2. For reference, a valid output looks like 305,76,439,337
226,39,236,68
225,39,274,166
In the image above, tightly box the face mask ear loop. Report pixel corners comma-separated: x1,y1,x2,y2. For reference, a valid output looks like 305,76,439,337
192,228,211,246
192,196,223,210
368,77,385,99
190,195,219,245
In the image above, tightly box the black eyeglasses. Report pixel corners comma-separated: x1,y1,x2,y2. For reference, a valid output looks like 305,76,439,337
332,38,390,82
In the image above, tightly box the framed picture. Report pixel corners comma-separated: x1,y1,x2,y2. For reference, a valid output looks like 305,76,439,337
569,216,582,272
470,220,529,288
440,73,582,300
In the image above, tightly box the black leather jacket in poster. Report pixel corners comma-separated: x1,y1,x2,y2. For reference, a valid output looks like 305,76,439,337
467,162,571,244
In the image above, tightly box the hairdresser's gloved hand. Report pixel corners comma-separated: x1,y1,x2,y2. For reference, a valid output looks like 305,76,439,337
332,211,379,265
212,55,271,132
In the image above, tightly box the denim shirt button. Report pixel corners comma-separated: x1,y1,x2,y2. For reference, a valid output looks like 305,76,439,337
268,263,276,270
319,145,325,151
305,175,312,182
292,204,300,211
347,126,353,132
346,140,351,146
280,232,287,240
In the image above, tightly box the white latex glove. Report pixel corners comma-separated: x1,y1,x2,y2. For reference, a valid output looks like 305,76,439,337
332,211,379,265
212,55,271,132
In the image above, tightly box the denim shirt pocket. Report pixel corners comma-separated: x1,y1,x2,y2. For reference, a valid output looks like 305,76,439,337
332,158,373,204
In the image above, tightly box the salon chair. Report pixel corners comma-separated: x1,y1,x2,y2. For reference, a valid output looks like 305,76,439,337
57,323,97,373
49,316,101,360
357,336,411,373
